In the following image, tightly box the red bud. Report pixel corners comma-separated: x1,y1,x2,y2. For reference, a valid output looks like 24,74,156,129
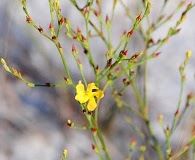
136,12,142,21
26,16,31,23
128,29,134,36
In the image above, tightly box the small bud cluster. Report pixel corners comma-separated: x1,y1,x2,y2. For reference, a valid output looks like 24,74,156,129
1,58,35,87
179,51,192,83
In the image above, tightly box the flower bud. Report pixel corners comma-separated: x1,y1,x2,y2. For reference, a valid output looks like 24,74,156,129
186,50,192,58
136,12,142,21
49,22,55,36
158,114,163,125
165,126,170,137
72,44,78,54
38,26,43,33
174,109,179,118
130,138,137,150
26,16,31,23
63,149,68,159
67,119,74,127
128,29,134,36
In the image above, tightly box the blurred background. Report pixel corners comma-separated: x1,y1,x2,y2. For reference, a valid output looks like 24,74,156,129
0,0,195,159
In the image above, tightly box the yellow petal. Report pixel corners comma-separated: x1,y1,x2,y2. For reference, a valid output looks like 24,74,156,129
87,83,98,92
75,81,89,103
94,90,104,99
75,93,89,103
76,81,85,94
87,97,97,111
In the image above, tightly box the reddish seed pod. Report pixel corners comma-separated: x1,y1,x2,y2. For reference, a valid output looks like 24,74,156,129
81,35,86,42
128,29,134,36
58,42,62,48
73,35,78,40
91,127,97,133
133,53,139,59
95,65,100,74
122,50,128,57
67,119,74,127
174,109,179,118
169,153,173,158
187,92,193,100
83,109,87,113
84,48,88,54
106,58,112,68
77,58,81,65
106,14,109,24
67,123,71,127
45,82,51,87
136,12,142,21
96,65,99,71
52,36,57,40
179,65,184,73
38,26,43,33
84,7,89,15
148,38,154,44
130,138,137,149
49,22,53,29
130,71,135,75
92,144,96,150
123,78,127,83
26,16,31,23
59,17,65,25
88,111,93,115
94,10,99,17
77,27,81,33
126,81,131,86
165,126,170,136
72,44,76,53
115,67,120,72
158,114,163,124
153,52,161,57
187,3,193,10
56,8,61,14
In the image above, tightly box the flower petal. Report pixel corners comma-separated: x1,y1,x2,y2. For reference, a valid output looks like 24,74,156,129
75,81,104,111
87,97,97,111
93,90,104,99
87,83,98,92
75,81,89,103
76,81,85,94
75,93,89,103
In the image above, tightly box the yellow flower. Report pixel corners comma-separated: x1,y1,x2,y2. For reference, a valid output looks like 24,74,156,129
75,81,104,111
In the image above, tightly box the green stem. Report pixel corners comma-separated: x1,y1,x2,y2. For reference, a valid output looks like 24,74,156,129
143,52,148,108
146,119,164,160
54,41,72,80
170,73,184,134
130,79,144,109
96,128,111,160
131,79,164,159
92,134,104,160
85,114,104,160
89,20,110,48
48,0,55,25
